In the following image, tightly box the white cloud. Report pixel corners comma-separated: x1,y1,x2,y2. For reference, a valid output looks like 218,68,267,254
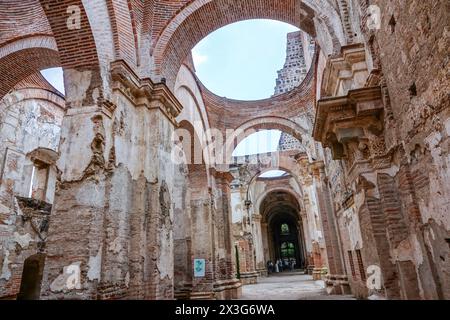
192,50,208,66
41,67,65,95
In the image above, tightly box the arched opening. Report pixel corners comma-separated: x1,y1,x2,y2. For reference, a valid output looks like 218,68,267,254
192,19,313,100
225,117,308,164
17,254,46,300
232,130,282,157
260,190,307,271
271,214,304,270
151,0,345,88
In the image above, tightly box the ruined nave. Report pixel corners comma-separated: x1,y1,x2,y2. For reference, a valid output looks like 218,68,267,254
0,0,449,301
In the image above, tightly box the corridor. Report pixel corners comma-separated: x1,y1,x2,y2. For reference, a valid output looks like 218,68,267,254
239,272,355,300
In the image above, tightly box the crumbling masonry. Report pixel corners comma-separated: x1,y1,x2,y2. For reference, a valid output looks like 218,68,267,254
0,0,449,300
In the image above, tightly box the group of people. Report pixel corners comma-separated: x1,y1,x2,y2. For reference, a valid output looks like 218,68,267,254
267,258,296,274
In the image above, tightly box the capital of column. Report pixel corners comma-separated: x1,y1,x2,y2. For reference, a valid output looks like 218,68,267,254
321,43,368,97
110,60,183,125
209,168,234,184
309,160,325,180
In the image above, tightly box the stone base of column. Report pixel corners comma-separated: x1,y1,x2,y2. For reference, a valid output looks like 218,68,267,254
190,291,215,300
312,268,323,280
239,271,259,285
174,283,193,300
257,268,268,277
307,264,314,275
213,279,242,300
325,274,351,295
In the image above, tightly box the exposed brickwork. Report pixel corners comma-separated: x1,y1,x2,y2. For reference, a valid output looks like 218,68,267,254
0,1,52,46
152,0,317,86
0,0,449,301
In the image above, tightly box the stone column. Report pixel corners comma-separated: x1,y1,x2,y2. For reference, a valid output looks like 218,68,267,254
210,169,242,299
261,222,270,267
173,164,192,299
294,152,317,275
252,214,267,276
313,84,412,298
189,196,215,300
311,161,348,293
40,61,182,300
299,211,312,271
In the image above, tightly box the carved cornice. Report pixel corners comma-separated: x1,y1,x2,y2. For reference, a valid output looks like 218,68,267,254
309,160,325,180
110,60,183,125
321,43,368,97
65,100,117,119
313,86,384,158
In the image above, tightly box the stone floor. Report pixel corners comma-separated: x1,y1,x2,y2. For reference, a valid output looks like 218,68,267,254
238,272,356,300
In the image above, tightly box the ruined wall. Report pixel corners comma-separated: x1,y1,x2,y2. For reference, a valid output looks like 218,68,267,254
369,0,450,299
0,82,65,299
312,0,450,299
34,61,181,300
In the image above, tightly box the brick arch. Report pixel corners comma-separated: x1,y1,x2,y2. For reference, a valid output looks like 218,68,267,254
256,188,302,222
0,36,60,99
232,151,303,183
0,87,65,113
224,116,309,163
0,0,52,46
39,0,100,70
257,164,299,181
176,85,209,134
0,1,112,103
175,65,212,134
106,0,139,67
38,0,107,104
152,0,326,87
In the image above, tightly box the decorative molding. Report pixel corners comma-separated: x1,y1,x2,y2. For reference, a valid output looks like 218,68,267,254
321,43,368,97
110,60,183,125
314,86,384,159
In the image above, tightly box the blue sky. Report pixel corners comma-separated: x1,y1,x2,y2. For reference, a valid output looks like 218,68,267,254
192,19,299,101
41,19,295,163
194,19,298,160
41,68,65,94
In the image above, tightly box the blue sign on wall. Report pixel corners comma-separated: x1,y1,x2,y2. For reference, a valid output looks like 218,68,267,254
194,259,206,278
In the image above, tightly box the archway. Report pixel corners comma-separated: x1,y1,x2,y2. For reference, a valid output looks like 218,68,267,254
17,254,46,300
259,190,307,271
270,214,304,270
224,117,309,165
151,0,346,87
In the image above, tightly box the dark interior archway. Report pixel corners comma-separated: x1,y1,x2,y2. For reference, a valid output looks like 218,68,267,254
270,214,304,269
260,190,306,270
17,253,46,300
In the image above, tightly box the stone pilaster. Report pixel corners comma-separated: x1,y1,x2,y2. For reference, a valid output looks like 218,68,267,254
310,161,348,293
210,169,242,299
189,196,215,300
252,214,267,276
40,60,182,300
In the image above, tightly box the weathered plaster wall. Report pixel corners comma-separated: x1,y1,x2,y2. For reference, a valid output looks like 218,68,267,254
0,86,64,298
